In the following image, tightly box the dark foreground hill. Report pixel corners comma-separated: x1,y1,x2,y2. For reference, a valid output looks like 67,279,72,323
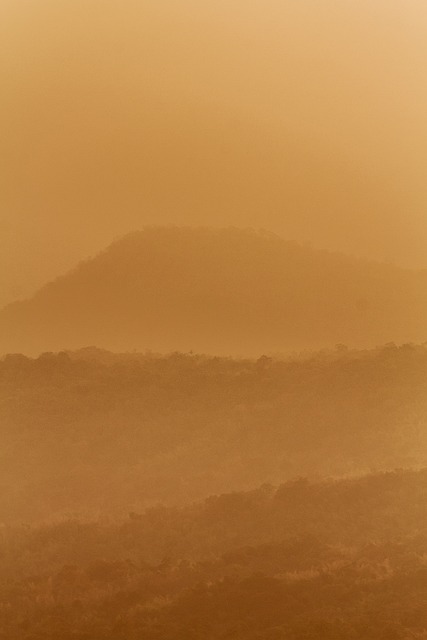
1,227,427,355
1,344,426,522
1,469,427,639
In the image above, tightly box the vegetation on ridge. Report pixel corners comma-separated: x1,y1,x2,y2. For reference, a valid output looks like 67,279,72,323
1,343,426,522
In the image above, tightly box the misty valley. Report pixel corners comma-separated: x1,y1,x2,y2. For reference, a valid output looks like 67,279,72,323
0,340,427,638
2,0,427,634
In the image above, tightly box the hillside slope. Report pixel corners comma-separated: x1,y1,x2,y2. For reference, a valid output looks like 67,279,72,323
1,469,427,639
1,227,427,355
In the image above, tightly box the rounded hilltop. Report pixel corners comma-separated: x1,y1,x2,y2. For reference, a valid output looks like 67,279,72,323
0,226,426,356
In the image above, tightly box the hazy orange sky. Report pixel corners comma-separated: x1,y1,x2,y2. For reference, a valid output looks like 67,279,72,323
1,0,426,308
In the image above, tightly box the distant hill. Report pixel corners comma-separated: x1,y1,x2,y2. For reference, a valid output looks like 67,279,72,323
1,227,426,355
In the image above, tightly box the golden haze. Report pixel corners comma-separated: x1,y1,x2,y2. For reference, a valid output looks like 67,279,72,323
1,4,427,639
1,0,427,306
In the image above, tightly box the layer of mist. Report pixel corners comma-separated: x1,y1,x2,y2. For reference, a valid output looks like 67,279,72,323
1,344,426,523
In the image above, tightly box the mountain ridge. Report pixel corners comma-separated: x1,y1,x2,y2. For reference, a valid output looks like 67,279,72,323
1,226,426,356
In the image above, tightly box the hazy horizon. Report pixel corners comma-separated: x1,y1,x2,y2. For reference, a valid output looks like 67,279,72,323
2,226,427,358
2,0,427,307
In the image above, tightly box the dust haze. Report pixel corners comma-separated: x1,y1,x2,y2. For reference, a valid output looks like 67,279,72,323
1,0,427,306
1,2,427,639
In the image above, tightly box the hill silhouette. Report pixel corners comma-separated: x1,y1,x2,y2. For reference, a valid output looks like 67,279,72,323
1,227,426,355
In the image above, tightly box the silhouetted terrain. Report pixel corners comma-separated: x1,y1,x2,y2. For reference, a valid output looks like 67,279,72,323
1,469,427,639
4,0,427,635
1,344,426,522
1,227,427,355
